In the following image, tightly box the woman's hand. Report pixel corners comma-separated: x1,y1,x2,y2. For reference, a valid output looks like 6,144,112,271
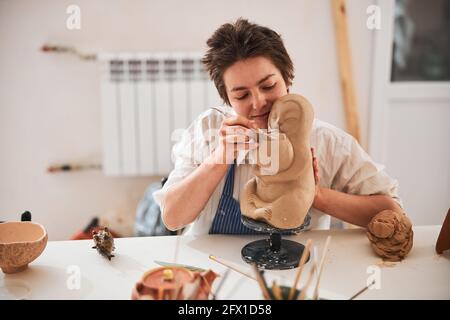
209,114,259,164
311,147,322,205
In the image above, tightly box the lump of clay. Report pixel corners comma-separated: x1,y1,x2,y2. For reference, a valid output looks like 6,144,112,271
367,210,414,262
240,94,315,229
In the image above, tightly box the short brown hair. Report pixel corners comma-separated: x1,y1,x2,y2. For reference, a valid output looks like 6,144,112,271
202,18,294,106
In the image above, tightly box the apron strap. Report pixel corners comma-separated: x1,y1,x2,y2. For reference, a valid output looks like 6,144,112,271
222,163,235,196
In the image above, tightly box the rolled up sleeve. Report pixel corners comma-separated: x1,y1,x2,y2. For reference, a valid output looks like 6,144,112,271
152,127,198,215
329,135,403,208
152,109,223,217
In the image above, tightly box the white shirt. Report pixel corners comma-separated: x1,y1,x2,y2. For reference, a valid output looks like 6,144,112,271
153,106,402,235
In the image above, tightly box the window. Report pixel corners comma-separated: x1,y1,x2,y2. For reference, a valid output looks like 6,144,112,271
391,0,450,81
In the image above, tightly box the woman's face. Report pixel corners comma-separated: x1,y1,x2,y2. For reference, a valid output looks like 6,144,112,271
223,56,289,129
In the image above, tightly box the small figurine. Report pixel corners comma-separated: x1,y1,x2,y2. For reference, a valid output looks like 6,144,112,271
92,227,115,260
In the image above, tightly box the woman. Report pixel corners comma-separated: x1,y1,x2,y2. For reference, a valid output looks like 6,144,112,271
153,18,402,235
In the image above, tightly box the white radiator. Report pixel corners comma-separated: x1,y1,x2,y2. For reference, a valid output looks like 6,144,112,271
99,53,222,176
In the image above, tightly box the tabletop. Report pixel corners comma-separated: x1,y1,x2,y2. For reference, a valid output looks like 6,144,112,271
1,226,449,300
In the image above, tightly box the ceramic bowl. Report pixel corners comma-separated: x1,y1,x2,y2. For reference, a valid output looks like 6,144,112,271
0,222,48,274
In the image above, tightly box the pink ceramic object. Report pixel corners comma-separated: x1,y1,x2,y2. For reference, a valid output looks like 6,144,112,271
131,266,218,300
0,222,48,274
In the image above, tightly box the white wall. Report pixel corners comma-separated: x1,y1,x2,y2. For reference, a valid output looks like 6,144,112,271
386,101,449,225
0,0,376,239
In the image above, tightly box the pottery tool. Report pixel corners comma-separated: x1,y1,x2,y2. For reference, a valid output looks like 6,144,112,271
209,255,256,280
313,236,331,300
211,106,280,165
349,280,376,300
211,106,234,118
47,163,101,173
154,260,205,272
288,239,312,300
298,264,317,300
41,44,97,61
298,247,318,300
252,263,272,300
271,281,283,300
259,270,273,299
211,107,278,139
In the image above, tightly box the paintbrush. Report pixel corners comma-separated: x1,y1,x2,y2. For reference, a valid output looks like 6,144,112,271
260,270,274,299
252,263,272,300
209,255,256,280
312,236,331,300
271,281,283,300
298,247,319,300
288,239,312,300
349,280,376,300
298,263,317,300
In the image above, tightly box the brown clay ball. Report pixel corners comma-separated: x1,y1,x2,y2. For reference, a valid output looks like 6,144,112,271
366,210,414,262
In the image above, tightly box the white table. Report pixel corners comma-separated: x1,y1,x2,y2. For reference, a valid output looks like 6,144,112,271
1,226,449,300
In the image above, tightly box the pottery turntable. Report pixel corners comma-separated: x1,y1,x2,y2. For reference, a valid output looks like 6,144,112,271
240,215,311,270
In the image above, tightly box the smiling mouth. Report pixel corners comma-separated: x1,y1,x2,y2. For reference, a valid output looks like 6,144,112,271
250,111,270,119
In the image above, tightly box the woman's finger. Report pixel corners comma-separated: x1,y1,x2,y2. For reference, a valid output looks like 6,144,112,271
224,114,257,129
220,125,256,139
224,135,256,144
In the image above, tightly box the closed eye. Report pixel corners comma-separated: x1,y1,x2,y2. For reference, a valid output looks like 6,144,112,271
236,93,248,100
235,82,276,100
262,83,276,91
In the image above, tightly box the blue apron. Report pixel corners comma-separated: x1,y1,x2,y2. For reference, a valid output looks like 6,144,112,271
209,163,263,235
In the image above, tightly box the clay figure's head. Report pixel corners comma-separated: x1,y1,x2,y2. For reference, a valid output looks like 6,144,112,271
268,94,313,137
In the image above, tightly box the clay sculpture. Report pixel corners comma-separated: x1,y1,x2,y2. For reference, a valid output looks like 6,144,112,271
435,209,450,254
92,227,115,260
240,94,315,229
366,210,414,261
